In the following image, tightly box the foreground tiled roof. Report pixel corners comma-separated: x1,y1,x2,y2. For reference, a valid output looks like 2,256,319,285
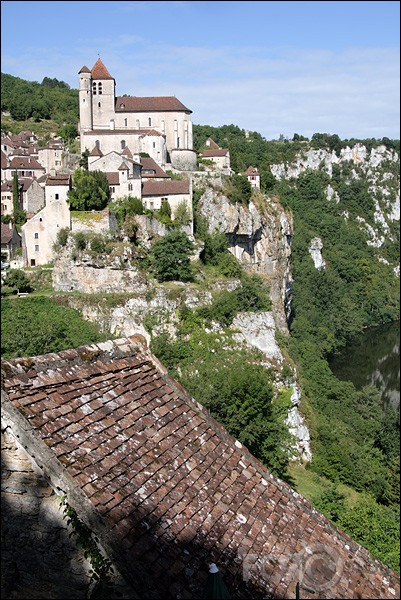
115,96,191,113
142,179,190,197
1,337,399,600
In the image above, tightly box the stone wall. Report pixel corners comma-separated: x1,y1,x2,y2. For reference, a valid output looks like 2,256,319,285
1,429,91,599
1,428,137,599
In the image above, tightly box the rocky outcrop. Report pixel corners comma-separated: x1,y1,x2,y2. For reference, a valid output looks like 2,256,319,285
198,190,293,334
309,237,326,270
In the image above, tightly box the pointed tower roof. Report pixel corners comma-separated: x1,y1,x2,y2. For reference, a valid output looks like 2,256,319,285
78,65,91,74
91,58,114,80
89,146,103,157
121,146,133,159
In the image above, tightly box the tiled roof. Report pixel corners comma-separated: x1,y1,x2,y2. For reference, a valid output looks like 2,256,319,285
115,96,191,113
205,138,220,149
89,146,103,157
140,157,168,178
122,147,133,158
1,150,8,168
142,179,190,196
118,161,129,171
1,222,16,244
91,58,114,80
9,156,45,170
1,338,400,600
45,174,71,186
79,65,91,74
105,172,120,185
1,180,13,192
83,129,165,137
245,166,259,175
201,149,229,158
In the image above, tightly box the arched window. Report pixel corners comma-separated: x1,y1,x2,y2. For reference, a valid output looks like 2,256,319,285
121,140,126,150
95,140,100,149
98,82,102,95
92,82,97,95
98,102,101,108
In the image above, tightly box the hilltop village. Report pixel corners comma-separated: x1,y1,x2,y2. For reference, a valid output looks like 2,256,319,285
1,58,260,268
1,58,400,600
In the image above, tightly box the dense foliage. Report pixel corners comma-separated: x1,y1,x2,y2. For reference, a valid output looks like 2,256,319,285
67,169,110,211
1,297,106,358
1,73,78,125
150,230,195,282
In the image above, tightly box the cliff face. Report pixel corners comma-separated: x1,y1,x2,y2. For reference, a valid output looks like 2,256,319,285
271,143,400,264
198,189,293,334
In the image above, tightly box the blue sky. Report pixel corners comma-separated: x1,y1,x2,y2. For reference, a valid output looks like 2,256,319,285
1,1,400,140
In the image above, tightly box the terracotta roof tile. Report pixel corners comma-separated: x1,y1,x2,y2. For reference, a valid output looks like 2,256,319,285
1,337,399,599
142,179,190,196
201,149,229,157
91,58,114,80
115,96,191,113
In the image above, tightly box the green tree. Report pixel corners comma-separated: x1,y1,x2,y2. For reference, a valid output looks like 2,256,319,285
151,230,195,282
79,149,90,170
1,297,105,358
68,169,110,211
57,124,78,145
4,269,32,293
12,171,25,224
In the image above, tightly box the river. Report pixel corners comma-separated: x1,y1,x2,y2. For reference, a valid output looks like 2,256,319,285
329,320,400,410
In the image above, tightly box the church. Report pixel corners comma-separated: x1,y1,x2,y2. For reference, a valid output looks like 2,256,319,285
78,58,197,170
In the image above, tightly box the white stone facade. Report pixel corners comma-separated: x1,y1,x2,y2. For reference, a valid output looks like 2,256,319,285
78,59,196,169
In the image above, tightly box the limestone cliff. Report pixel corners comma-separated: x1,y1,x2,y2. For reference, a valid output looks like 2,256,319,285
198,188,293,334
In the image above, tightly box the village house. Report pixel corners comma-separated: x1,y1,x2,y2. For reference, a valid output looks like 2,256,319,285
21,174,71,266
78,58,197,170
1,180,15,216
142,178,193,226
37,143,64,174
199,138,231,173
1,221,21,261
5,156,46,180
244,166,261,189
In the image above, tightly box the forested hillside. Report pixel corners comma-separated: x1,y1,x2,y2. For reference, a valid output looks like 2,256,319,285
1,72,79,127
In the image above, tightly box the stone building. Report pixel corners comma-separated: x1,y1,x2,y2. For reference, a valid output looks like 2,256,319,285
1,336,399,600
78,58,197,170
21,174,71,266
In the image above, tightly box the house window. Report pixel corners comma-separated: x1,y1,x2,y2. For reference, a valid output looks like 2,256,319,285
98,102,101,108
148,118,152,126
153,142,156,148
124,118,128,127
150,201,154,209
30,259,36,266
128,184,133,191
177,137,180,148
121,140,126,150
98,82,102,95
110,187,115,193
55,194,59,200
95,140,100,149
35,245,39,252
34,233,39,239
92,82,97,95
